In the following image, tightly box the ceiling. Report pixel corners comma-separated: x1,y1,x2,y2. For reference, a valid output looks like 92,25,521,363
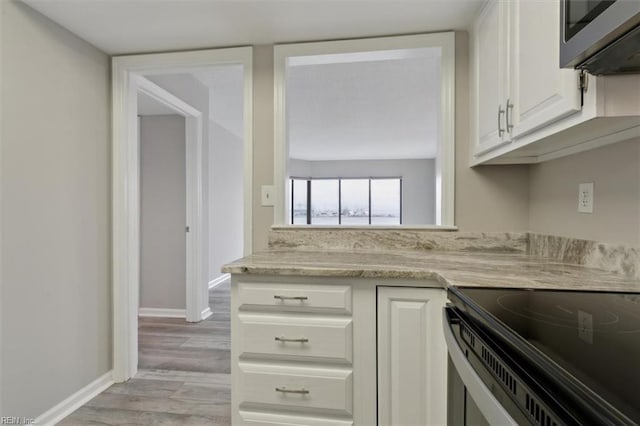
288,52,441,161
21,0,484,55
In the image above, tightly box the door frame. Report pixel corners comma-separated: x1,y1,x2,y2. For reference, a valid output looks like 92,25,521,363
112,47,253,382
136,75,204,323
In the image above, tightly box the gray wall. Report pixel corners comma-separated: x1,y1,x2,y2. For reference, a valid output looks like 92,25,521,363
140,116,187,310
289,158,436,225
529,138,640,245
251,34,531,251
1,0,110,418
209,120,244,281
253,46,276,250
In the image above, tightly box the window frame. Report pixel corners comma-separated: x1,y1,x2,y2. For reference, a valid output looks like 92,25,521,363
290,177,403,226
273,32,456,227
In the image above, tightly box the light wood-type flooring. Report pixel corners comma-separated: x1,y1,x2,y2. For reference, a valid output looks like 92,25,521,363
59,282,231,425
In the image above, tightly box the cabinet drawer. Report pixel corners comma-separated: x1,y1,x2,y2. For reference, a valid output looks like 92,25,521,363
238,362,353,416
238,314,352,363
239,411,353,426
237,283,352,313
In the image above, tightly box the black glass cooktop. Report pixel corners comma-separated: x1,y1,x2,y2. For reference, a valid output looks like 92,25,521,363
449,287,640,424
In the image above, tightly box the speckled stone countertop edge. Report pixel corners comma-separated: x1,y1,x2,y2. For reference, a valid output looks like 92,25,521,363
222,248,640,293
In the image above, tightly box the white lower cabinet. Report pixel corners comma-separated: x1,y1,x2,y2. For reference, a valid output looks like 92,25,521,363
377,287,448,426
238,362,353,415
231,276,447,425
239,411,354,426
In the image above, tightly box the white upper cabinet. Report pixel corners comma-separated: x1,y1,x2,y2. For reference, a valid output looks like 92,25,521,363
471,0,640,165
509,0,581,139
473,0,510,156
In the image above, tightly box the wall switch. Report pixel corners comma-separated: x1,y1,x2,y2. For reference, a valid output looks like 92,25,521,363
261,185,275,207
578,182,594,213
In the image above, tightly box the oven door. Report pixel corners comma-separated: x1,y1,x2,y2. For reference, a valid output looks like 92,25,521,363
443,307,518,425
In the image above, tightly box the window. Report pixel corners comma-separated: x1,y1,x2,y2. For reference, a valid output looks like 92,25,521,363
290,178,402,225
275,33,455,227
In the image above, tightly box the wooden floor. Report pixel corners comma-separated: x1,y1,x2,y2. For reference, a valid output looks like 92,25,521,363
59,282,231,425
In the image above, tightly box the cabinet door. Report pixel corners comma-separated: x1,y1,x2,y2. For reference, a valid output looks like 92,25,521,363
377,287,447,426
509,0,580,138
473,0,510,156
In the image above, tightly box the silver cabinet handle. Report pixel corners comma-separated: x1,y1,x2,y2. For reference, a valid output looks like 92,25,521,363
498,105,505,137
273,295,308,301
275,336,309,343
506,99,514,133
275,387,309,395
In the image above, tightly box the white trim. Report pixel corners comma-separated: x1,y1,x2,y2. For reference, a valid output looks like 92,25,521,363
209,273,231,289
136,75,205,324
200,307,213,321
112,46,253,383
136,75,202,117
138,308,187,318
273,33,455,227
33,371,114,426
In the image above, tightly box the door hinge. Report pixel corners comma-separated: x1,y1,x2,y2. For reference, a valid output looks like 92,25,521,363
186,226,190,233
578,69,589,92
578,69,589,107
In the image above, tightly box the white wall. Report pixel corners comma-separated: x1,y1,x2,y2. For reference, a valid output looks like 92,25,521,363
529,138,640,245
289,158,436,225
1,0,110,418
203,65,245,282
209,120,244,281
139,115,187,310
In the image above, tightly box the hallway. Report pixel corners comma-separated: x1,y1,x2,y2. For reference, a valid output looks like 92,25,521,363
59,282,231,425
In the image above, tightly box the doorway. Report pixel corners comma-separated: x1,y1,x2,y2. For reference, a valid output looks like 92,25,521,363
112,47,253,382
136,76,202,322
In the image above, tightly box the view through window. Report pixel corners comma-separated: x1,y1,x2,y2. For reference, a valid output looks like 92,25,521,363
291,178,401,225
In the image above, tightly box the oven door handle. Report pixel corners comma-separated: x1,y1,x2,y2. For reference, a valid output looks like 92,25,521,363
443,308,518,426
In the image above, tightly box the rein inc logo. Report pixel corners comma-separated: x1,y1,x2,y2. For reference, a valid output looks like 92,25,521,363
0,418,34,425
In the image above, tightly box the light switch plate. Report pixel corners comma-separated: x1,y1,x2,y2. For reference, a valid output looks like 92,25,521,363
578,182,594,213
261,185,275,206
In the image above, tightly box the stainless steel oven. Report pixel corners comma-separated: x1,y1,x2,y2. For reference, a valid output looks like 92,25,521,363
444,307,561,425
444,287,640,425
560,0,640,74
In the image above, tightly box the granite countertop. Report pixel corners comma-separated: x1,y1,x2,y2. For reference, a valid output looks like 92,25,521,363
222,249,640,293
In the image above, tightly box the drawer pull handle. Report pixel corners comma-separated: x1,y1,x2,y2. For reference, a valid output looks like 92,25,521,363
275,387,310,395
275,336,309,343
273,295,308,301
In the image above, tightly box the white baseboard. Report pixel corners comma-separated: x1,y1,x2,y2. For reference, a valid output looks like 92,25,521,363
34,370,113,426
208,273,230,290
201,307,213,320
138,307,186,318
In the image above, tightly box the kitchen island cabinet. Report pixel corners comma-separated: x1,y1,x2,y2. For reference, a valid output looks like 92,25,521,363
230,275,447,425
377,286,447,426
223,241,640,424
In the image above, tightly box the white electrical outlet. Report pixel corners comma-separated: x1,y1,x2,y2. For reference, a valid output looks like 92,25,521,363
261,185,275,206
578,182,594,213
